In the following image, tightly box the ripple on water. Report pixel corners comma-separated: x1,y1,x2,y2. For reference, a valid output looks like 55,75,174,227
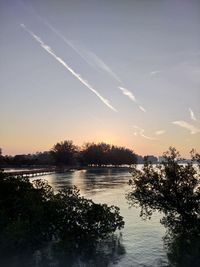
29,168,169,266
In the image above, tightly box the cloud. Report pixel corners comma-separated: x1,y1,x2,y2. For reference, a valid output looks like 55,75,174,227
138,105,146,112
172,120,200,134
133,126,156,140
20,24,117,112
118,86,136,102
155,130,166,135
118,87,146,112
189,108,197,121
150,70,161,76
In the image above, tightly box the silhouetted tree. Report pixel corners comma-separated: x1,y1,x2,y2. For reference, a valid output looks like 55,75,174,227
51,140,77,166
81,143,110,166
127,147,200,223
143,155,158,164
0,148,4,166
127,147,200,266
81,143,137,166
33,151,54,165
109,145,137,165
165,224,200,267
0,172,124,254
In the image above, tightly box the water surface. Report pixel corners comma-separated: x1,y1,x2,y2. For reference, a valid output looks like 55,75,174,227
29,168,169,267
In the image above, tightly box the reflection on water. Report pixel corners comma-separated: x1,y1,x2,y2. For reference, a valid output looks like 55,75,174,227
29,168,169,266
166,229,200,267
1,234,125,267
2,168,170,266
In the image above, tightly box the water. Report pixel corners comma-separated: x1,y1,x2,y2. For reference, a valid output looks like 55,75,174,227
28,168,169,266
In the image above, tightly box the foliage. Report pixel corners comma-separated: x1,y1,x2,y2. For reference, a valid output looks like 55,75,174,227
81,142,137,166
127,147,200,224
0,151,54,167
0,234,126,267
51,140,77,165
0,141,140,168
165,226,200,267
0,172,124,254
127,147,200,266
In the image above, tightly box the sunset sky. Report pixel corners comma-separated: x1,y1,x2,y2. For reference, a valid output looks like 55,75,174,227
1,0,200,157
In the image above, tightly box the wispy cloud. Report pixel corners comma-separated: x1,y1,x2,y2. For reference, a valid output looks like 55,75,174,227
118,87,136,102
20,24,117,112
172,120,200,134
139,105,146,112
155,130,166,135
118,87,146,112
83,51,122,82
189,108,197,121
133,126,156,140
150,70,161,76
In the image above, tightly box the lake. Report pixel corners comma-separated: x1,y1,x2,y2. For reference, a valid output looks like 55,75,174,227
27,167,169,267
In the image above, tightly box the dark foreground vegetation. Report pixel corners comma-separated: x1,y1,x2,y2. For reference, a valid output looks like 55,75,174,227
0,140,155,168
0,171,124,260
127,147,200,266
1,146,199,266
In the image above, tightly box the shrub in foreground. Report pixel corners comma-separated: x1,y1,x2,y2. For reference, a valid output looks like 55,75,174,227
127,147,200,266
0,172,124,253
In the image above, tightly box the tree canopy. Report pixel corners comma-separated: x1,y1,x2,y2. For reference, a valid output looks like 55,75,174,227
51,140,77,166
81,142,137,166
0,172,124,255
127,147,200,225
127,147,200,266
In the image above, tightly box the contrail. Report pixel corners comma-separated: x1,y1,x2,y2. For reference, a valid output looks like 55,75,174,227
27,16,145,112
44,21,122,82
42,21,93,67
20,24,117,112
41,19,121,82
41,20,146,111
20,9,145,112
83,50,122,82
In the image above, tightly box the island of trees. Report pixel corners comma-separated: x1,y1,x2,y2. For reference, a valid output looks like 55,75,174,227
1,140,180,170
0,140,140,168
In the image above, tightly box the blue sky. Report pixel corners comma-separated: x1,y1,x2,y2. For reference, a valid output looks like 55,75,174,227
0,0,200,156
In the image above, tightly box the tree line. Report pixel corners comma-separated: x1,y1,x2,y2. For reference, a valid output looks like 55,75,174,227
0,140,155,167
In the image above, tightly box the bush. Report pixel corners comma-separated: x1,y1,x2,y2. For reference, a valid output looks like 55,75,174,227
0,172,124,254
127,147,200,266
127,147,200,226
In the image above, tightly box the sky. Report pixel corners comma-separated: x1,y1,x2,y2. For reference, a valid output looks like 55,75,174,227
0,0,200,157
